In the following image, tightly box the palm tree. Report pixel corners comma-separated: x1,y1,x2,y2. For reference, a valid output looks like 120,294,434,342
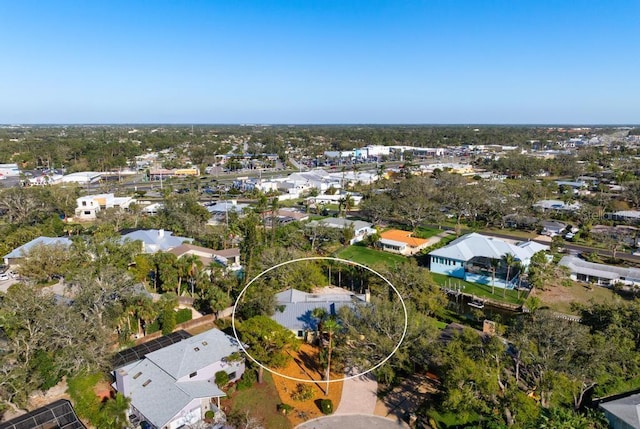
501,253,516,298
512,261,524,299
177,254,203,296
490,258,500,295
322,317,340,396
135,296,158,336
99,392,131,429
270,197,279,245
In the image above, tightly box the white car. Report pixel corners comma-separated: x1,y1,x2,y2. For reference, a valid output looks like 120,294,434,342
0,273,9,281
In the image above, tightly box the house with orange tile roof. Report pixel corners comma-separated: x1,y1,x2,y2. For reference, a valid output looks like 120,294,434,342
378,229,429,255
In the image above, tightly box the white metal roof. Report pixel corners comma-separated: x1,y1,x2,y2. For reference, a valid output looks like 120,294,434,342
559,255,640,281
428,233,548,263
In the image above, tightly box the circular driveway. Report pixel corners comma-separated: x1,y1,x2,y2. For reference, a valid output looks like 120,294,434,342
296,414,410,429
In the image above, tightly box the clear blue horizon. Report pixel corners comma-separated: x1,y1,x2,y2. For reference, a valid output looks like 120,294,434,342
1,1,639,125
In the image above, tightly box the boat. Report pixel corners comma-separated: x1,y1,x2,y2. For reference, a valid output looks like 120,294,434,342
468,299,485,309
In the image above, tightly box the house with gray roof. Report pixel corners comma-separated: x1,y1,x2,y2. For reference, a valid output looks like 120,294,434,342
428,233,549,289
559,255,640,287
114,329,244,429
533,199,581,213
3,236,72,266
541,220,567,237
308,217,376,245
206,200,249,225
272,287,368,340
168,243,242,272
120,229,193,254
600,391,640,429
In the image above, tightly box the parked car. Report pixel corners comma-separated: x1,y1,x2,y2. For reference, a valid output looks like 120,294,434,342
0,273,9,281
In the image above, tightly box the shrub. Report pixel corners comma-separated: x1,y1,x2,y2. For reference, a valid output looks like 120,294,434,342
204,410,215,420
176,308,192,324
145,319,160,334
320,399,333,415
237,370,257,390
160,307,176,335
291,383,314,401
278,403,294,415
215,371,229,386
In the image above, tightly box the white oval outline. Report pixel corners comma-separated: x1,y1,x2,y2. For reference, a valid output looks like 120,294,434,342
231,256,408,383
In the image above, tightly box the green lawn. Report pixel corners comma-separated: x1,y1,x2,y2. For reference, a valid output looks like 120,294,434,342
223,371,291,429
430,272,525,305
414,226,444,239
335,244,407,268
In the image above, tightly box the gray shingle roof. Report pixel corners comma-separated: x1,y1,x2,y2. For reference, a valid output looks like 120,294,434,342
600,392,640,428
145,329,242,379
273,288,366,331
318,217,373,231
117,329,236,428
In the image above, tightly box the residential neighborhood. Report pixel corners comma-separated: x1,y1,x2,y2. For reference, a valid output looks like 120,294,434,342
2,125,640,429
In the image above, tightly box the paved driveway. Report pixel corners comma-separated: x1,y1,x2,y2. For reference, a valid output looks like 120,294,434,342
296,414,409,429
335,373,378,415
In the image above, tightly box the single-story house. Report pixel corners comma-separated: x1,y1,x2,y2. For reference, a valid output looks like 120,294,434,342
428,233,549,289
121,229,193,254
310,218,376,245
559,255,640,287
272,287,368,340
114,329,244,429
541,220,567,237
503,214,539,230
306,192,364,206
261,208,309,226
378,229,430,256
3,236,73,266
600,391,640,429
607,210,640,223
61,172,102,184
206,200,249,225
533,199,581,212
141,202,164,215
168,243,242,271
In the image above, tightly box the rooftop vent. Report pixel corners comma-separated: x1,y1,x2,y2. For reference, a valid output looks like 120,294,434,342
133,372,142,380
194,347,200,352
142,379,152,387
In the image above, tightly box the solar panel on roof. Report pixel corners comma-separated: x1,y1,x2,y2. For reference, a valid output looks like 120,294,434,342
112,330,192,368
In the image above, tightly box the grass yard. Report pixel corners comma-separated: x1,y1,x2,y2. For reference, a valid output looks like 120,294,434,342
475,227,537,240
221,371,292,429
430,272,525,305
531,281,623,315
414,226,444,239
336,244,406,268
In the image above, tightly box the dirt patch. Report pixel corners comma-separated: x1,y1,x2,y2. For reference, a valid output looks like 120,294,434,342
375,374,439,422
530,282,620,314
94,379,114,402
273,343,343,427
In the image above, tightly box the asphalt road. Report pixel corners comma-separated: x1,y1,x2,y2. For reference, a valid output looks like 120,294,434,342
296,414,410,429
470,229,640,264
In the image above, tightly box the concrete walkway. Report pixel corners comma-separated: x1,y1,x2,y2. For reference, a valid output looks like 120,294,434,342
335,373,378,415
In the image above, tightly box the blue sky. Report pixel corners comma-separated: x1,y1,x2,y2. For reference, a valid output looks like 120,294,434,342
1,0,638,124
